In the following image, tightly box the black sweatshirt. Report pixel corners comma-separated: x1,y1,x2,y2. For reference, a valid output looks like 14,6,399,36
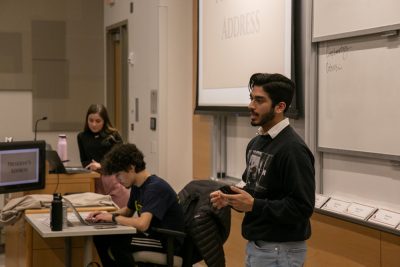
77,130,122,168
242,125,315,242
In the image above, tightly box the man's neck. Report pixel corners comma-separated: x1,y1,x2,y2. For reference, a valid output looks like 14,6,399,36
261,115,285,133
134,170,151,187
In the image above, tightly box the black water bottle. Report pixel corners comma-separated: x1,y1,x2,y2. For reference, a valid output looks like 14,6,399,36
50,193,63,231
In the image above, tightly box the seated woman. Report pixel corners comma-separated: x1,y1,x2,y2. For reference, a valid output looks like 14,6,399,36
77,104,130,208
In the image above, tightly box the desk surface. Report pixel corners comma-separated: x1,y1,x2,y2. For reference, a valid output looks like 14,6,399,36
25,212,136,238
47,171,101,179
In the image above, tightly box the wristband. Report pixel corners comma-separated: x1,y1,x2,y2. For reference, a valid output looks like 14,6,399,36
111,213,120,223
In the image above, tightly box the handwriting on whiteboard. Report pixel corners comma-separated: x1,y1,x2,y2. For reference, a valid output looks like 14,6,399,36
325,45,351,73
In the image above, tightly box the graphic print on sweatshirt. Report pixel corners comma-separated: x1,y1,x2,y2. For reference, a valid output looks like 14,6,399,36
245,150,273,193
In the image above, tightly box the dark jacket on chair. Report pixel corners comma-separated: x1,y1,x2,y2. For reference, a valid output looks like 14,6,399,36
178,180,231,267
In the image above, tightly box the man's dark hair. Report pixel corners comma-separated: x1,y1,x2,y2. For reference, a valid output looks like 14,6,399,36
102,143,146,175
248,73,295,112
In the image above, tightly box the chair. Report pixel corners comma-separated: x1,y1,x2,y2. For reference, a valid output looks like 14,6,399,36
133,180,231,267
107,226,188,267
132,227,187,267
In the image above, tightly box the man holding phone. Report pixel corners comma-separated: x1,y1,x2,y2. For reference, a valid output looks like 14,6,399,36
210,73,315,267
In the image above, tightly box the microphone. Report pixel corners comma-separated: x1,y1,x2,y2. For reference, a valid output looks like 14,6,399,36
34,116,48,141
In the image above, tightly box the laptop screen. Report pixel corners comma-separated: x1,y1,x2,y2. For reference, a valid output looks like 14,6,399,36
46,150,67,173
62,197,116,226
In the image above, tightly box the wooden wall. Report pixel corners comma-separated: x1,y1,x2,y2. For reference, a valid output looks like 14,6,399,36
192,0,212,180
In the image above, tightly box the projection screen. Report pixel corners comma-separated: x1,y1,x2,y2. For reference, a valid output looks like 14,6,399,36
196,0,292,112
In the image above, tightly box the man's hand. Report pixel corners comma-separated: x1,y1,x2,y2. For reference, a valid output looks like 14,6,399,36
210,190,229,209
85,211,111,222
211,186,254,212
86,210,102,221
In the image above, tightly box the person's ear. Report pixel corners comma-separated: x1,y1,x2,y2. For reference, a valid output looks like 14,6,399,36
275,102,286,113
129,165,136,173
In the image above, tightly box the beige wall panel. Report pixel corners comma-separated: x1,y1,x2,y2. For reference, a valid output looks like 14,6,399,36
381,232,400,267
306,213,380,267
0,32,22,73
193,115,212,179
192,0,212,180
224,212,247,267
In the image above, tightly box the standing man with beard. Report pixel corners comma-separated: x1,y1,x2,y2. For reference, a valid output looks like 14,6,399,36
210,73,315,267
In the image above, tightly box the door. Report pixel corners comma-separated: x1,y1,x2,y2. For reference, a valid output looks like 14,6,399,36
106,22,128,141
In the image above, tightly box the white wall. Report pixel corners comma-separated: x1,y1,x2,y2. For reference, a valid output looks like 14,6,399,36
104,0,193,191
158,0,193,191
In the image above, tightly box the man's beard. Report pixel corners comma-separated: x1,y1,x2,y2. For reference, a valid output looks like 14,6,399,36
250,108,275,126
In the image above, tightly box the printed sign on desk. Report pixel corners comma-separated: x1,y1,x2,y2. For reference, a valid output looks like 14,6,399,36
343,202,377,220
315,194,330,208
368,209,400,228
321,198,351,214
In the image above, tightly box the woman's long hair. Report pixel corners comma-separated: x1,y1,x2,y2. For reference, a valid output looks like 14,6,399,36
83,104,118,136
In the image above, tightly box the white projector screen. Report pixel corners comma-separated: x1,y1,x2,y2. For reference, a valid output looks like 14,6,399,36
196,0,292,111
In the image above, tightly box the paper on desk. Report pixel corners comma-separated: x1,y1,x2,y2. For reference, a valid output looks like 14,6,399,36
321,198,351,214
343,202,376,220
368,209,400,228
40,213,83,227
41,217,51,227
315,194,330,208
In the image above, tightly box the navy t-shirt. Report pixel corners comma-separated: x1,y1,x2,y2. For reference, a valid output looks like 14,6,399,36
127,175,184,235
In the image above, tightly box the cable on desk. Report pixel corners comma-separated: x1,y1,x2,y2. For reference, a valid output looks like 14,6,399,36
53,173,60,194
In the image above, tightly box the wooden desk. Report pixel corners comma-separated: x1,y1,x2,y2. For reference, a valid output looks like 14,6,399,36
223,211,400,267
25,211,136,267
31,171,99,195
5,171,100,267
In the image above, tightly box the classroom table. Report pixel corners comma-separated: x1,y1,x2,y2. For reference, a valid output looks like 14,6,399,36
24,211,136,267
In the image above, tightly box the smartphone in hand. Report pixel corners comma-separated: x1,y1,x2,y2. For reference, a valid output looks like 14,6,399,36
219,185,238,195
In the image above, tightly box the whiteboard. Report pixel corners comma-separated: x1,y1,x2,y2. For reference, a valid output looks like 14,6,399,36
313,0,400,42
318,33,400,159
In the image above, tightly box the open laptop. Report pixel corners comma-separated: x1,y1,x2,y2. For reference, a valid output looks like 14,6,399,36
62,197,116,226
46,150,91,174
